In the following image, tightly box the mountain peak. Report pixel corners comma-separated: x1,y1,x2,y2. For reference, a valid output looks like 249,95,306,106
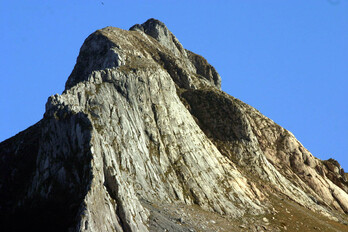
1,19,347,231
130,18,167,32
130,18,186,57
129,18,170,40
65,18,221,91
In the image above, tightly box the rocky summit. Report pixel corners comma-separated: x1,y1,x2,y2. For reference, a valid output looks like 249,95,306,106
0,18,347,232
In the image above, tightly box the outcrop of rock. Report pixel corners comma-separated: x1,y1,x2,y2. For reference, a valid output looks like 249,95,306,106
0,18,347,232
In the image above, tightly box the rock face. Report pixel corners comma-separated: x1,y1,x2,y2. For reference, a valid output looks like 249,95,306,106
0,18,347,232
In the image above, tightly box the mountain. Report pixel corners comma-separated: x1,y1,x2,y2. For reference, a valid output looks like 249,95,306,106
0,18,347,232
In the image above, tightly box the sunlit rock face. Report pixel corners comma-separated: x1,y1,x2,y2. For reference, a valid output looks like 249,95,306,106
0,18,347,232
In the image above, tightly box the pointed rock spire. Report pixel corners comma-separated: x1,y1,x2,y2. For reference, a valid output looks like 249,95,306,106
130,18,186,57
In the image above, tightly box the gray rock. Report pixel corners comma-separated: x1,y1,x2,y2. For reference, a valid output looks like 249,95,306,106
0,18,347,232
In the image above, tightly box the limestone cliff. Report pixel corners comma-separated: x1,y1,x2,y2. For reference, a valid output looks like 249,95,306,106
0,18,347,232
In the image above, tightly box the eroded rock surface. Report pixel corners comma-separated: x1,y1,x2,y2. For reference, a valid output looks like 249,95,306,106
1,18,347,231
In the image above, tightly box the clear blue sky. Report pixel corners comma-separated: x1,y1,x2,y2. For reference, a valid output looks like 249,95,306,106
1,1,347,170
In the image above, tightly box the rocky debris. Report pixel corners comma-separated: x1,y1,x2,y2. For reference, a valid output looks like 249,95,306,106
0,18,348,232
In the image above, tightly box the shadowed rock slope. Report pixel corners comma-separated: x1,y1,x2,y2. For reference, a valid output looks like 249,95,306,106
1,18,347,232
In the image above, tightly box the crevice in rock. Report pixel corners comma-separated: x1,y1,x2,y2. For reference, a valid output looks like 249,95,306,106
104,171,132,232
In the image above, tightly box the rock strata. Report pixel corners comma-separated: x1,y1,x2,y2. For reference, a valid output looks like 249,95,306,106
0,18,347,232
